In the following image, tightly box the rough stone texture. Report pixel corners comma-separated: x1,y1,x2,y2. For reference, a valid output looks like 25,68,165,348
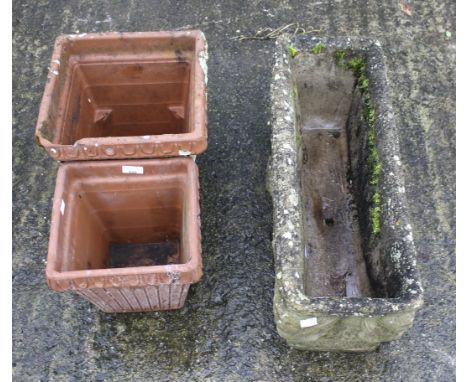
270,36,423,352
13,1,455,380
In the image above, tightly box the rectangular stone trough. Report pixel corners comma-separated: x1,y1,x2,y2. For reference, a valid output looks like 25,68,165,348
269,36,423,352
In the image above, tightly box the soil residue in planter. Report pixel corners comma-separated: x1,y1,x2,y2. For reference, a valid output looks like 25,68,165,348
109,240,180,268
293,52,375,298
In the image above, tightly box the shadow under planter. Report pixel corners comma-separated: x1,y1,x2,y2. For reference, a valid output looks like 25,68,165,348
268,36,423,351
46,158,202,313
35,31,208,161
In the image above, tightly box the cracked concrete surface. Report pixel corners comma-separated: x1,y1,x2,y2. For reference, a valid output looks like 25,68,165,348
13,1,455,380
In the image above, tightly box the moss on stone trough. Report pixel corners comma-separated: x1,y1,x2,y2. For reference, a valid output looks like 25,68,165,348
288,44,299,58
310,41,326,54
341,53,383,237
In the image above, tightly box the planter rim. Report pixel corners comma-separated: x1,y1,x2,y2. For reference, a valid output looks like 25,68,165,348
35,30,208,161
270,35,423,317
46,157,202,291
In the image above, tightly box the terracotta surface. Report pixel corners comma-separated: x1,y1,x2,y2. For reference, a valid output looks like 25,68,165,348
35,31,207,160
46,158,202,312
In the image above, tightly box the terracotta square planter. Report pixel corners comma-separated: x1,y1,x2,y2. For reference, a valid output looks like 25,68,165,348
35,31,207,161
46,158,202,312
269,36,423,351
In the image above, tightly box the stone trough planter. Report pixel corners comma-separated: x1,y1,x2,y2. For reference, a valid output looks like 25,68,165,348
269,36,423,351
35,31,207,161
46,158,202,312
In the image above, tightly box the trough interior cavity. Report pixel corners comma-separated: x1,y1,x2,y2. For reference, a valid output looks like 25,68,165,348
293,53,377,298
60,60,192,144
56,166,191,272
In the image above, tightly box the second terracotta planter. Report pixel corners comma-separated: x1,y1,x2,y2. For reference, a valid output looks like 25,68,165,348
46,158,202,312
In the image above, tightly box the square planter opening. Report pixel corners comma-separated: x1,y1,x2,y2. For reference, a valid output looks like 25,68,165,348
36,31,208,161
46,158,202,313
269,36,423,352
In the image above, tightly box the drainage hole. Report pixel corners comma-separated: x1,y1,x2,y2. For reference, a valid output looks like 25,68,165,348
324,217,335,226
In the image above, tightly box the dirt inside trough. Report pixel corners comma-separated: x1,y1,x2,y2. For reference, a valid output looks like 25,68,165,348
293,53,375,298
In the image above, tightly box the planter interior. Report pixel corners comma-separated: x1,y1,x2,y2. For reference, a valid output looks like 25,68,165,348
36,31,207,160
47,158,202,312
58,165,187,272
60,59,191,143
295,53,377,298
270,37,423,352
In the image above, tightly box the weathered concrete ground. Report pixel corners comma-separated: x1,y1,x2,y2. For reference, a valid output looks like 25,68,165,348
13,1,455,381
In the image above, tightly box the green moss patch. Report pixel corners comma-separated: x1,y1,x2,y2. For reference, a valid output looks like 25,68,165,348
334,49,346,66
310,42,326,54
288,45,299,58
342,53,383,237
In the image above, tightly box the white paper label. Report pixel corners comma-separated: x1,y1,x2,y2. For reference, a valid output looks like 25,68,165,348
122,165,144,175
178,150,192,156
300,317,318,328
60,200,65,215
